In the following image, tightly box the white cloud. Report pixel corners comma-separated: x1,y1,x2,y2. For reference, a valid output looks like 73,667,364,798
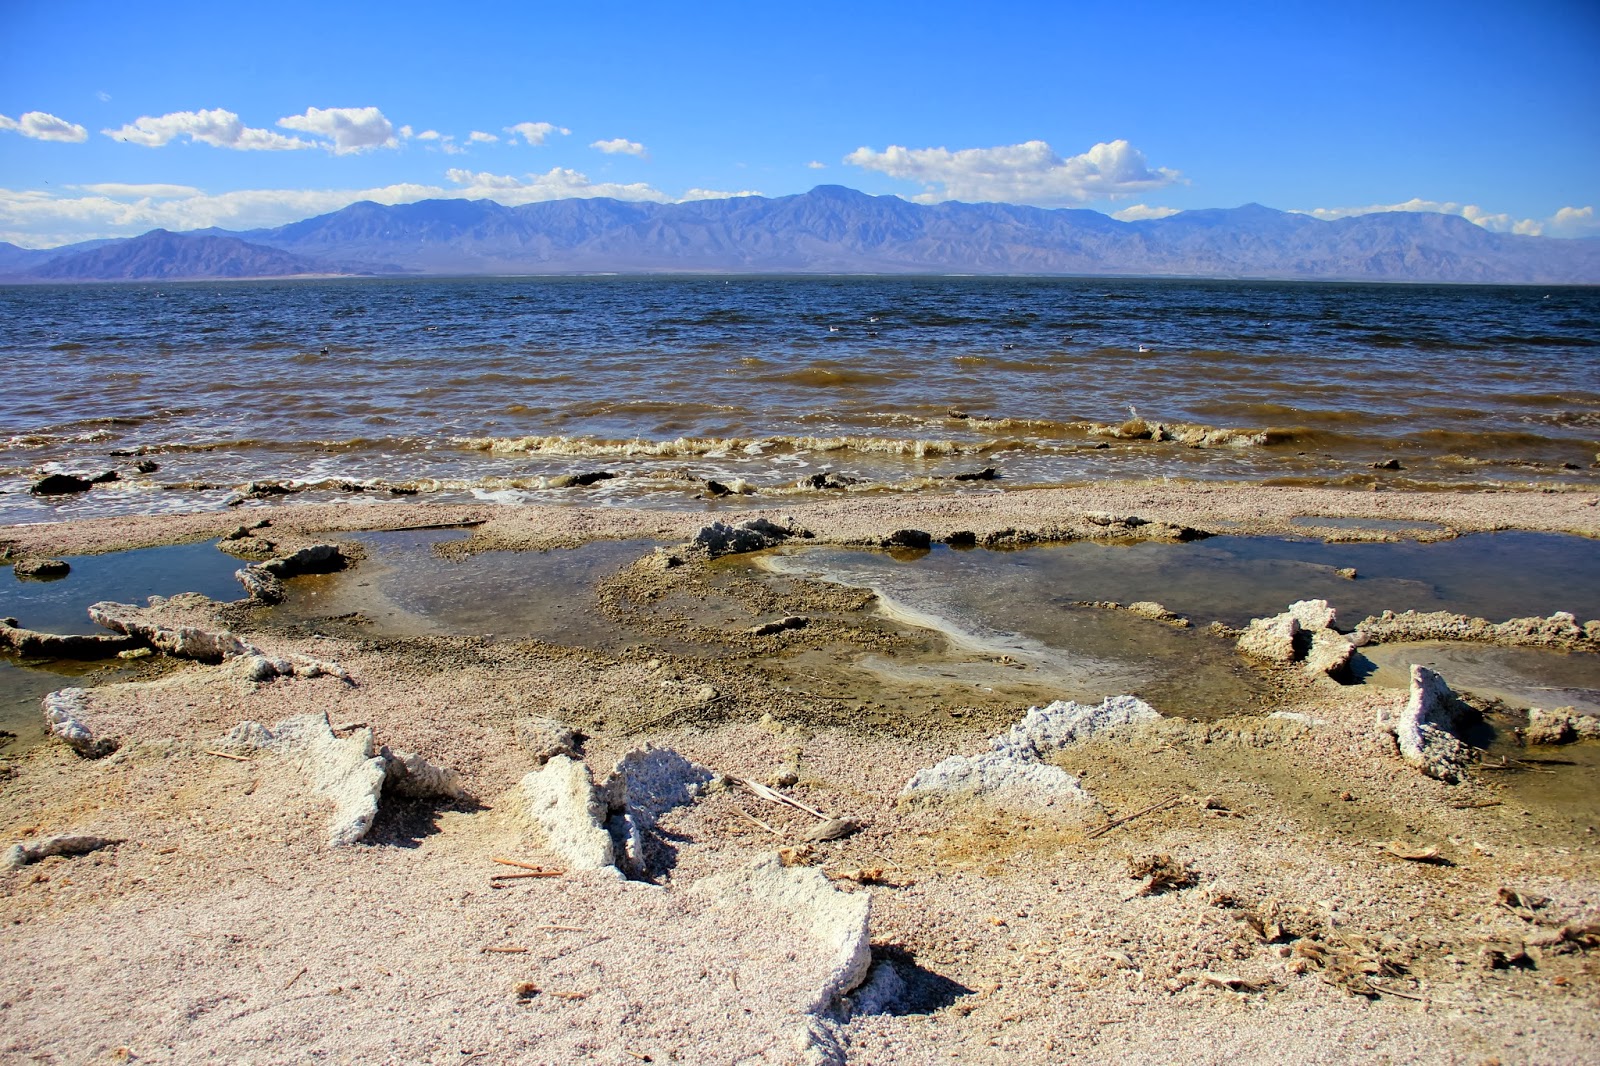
1111,203,1181,221
96,91,112,103
1294,198,1599,237
1550,206,1598,237
442,167,668,204
591,137,648,157
0,111,90,143
844,138,1182,206
74,183,202,198
506,121,569,145
0,167,771,246
806,161,826,170
680,188,762,201
104,108,310,150
468,131,499,144
276,106,398,154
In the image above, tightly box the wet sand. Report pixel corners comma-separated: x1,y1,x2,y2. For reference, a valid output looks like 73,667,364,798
1,483,1598,1064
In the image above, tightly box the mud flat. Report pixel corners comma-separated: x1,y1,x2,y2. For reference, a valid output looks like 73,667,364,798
1,483,1598,1064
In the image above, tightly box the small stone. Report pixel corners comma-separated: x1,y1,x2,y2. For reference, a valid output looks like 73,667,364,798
29,473,93,496
882,529,932,550
13,557,70,579
1335,567,1358,580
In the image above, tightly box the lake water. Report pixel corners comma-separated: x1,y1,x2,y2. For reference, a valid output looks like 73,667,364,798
3,276,1597,524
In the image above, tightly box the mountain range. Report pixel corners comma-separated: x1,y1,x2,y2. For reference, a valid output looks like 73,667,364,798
5,185,1597,284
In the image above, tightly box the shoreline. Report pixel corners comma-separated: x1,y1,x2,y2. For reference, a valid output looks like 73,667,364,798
2,483,1598,1063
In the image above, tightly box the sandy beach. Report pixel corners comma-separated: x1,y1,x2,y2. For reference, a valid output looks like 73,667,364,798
2,483,1598,1064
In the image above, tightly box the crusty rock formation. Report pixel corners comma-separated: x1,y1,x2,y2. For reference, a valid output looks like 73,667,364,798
902,695,1159,811
41,688,116,758
1353,609,1599,652
1378,665,1474,783
223,715,464,847
691,855,872,1015
1237,599,1355,677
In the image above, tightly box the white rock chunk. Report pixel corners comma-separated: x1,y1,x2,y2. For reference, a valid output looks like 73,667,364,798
41,688,116,758
520,755,619,874
224,715,389,846
691,855,872,1015
1381,665,1473,783
902,695,1159,811
2,833,119,871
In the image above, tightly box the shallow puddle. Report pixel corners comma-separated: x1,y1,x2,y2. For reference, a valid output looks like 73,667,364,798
2,540,244,634
0,658,144,751
1359,641,1600,716
274,529,666,650
753,547,1278,719
929,531,1599,630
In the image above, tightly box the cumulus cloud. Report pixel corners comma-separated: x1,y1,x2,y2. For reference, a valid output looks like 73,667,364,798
806,160,826,170
591,137,648,157
1112,204,1181,221
0,168,768,246
1296,198,1598,237
1550,206,1598,236
104,108,310,150
0,111,90,143
844,138,1181,206
680,188,762,201
442,167,668,204
75,182,203,198
506,121,569,145
468,131,499,144
277,106,398,154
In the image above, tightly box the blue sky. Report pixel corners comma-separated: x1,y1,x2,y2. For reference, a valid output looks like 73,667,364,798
1,0,1596,247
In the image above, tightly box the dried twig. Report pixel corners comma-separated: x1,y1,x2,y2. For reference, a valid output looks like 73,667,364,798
490,871,563,881
739,777,827,820
535,924,587,932
481,945,529,954
203,749,251,762
733,806,780,836
492,856,553,872
282,967,307,991
1086,795,1183,840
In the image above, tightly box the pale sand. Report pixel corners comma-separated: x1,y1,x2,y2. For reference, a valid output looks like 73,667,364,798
1,484,1597,1064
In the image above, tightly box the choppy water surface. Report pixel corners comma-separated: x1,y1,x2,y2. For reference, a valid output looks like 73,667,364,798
3,276,1597,523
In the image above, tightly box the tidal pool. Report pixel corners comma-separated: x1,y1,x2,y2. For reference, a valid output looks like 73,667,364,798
2,539,244,634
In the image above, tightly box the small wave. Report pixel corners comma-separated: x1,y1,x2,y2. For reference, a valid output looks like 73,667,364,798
1085,417,1271,448
756,365,910,388
452,433,980,460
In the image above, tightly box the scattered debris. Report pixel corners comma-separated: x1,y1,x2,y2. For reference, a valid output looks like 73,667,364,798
1087,795,1185,839
802,817,861,843
1382,841,1449,864
87,600,350,682
2,833,120,871
747,615,809,637
1128,853,1196,896
1198,972,1268,992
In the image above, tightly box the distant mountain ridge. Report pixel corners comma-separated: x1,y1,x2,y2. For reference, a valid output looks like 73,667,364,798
7,186,1598,283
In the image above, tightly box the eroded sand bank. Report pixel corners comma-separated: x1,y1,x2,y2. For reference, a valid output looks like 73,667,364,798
2,484,1598,1064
